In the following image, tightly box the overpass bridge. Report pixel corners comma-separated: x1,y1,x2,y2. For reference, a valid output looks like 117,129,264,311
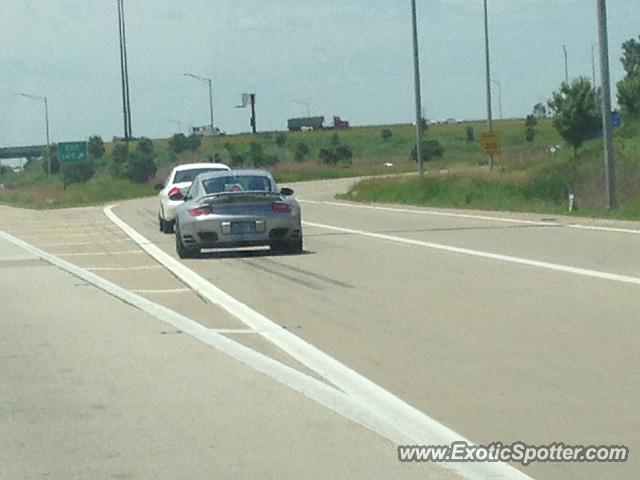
0,145,46,160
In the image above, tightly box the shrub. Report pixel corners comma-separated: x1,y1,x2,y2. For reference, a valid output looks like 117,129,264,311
63,160,96,187
381,129,393,140
410,140,445,162
275,133,288,147
187,134,201,153
125,151,157,184
169,133,188,154
137,137,154,156
466,127,475,142
294,142,310,162
88,135,106,159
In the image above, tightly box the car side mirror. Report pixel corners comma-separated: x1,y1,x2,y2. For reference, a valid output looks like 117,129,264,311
280,187,294,196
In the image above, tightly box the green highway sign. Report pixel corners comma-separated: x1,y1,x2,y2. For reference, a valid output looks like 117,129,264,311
58,141,88,165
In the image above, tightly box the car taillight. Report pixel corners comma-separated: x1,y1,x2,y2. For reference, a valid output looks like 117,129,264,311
272,202,293,213
168,187,183,200
188,205,212,217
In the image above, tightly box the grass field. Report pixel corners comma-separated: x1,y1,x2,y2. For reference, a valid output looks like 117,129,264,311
1,118,638,219
340,120,640,220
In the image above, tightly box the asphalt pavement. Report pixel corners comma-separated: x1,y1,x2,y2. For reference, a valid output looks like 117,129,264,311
1,177,639,479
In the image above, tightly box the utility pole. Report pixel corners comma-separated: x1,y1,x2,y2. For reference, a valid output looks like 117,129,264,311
483,0,494,169
491,80,503,120
116,0,132,140
596,0,617,209
249,94,257,134
410,0,424,176
563,44,569,84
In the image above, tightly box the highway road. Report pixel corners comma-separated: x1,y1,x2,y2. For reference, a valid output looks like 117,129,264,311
1,177,639,479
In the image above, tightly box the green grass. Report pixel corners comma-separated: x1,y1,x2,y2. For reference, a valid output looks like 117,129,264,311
339,120,640,221
0,176,154,210
3,118,638,216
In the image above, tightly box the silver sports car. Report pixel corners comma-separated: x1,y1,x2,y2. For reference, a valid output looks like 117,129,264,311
174,169,303,258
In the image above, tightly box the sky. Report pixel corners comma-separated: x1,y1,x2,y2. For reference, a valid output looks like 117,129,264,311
1,0,639,147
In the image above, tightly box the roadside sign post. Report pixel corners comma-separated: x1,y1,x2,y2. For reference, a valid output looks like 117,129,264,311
58,141,88,165
481,131,502,158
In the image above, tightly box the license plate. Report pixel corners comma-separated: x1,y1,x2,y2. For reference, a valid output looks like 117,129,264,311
231,221,256,234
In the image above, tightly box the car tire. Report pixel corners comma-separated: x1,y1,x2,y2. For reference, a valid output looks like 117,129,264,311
175,227,200,259
271,237,303,255
161,218,175,234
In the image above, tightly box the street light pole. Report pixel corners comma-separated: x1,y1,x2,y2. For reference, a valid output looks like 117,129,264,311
591,43,598,88
563,44,569,84
596,0,617,210
17,93,51,177
410,0,424,176
116,0,132,140
491,80,503,120
184,73,215,131
483,0,494,169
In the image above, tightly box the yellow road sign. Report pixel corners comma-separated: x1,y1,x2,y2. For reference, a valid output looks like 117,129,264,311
481,131,502,156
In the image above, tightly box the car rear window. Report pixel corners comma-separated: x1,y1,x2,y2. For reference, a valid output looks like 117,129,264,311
173,168,227,184
203,175,273,194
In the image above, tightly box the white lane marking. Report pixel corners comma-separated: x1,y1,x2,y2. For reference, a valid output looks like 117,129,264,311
0,228,411,463
105,204,532,480
566,224,640,235
86,265,163,272
304,221,640,287
59,251,143,257
132,288,191,294
40,239,132,247
300,199,640,235
299,199,558,226
212,328,265,334
22,232,125,239
0,255,38,262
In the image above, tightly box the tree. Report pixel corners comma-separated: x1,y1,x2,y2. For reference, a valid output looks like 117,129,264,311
618,75,640,119
381,129,393,140
88,135,105,159
533,103,547,119
125,151,157,183
169,133,188,154
137,137,154,156
275,133,287,147
525,127,536,143
548,77,601,157
617,36,640,118
620,36,640,76
465,126,475,142
410,140,445,162
187,134,201,153
110,142,129,178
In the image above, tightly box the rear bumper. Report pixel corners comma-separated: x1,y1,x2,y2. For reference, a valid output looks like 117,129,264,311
178,215,302,249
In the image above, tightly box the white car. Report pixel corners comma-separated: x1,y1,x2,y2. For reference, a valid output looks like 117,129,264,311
158,162,230,233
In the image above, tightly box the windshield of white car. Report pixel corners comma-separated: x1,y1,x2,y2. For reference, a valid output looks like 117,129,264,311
173,168,227,184
203,175,273,194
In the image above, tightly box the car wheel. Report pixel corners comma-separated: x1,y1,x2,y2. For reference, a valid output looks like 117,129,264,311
271,237,303,255
161,218,175,234
175,227,200,259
